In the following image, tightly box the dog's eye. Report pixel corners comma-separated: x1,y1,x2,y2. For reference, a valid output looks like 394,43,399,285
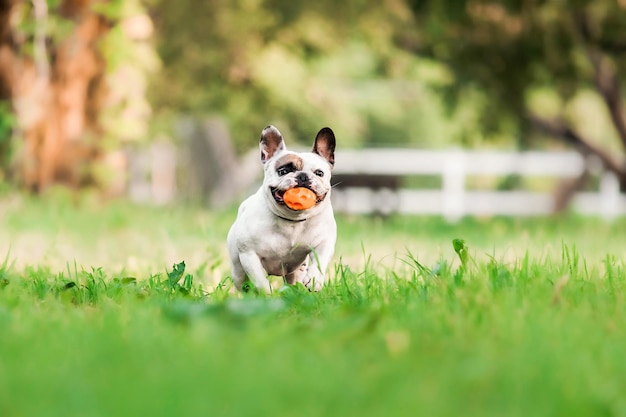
314,169,325,177
277,164,295,176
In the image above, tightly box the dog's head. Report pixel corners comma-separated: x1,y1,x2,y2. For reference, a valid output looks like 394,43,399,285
259,125,335,218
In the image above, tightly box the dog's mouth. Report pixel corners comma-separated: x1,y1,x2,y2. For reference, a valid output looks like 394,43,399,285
271,187,326,207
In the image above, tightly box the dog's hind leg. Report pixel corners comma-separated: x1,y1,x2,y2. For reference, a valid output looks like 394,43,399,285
285,258,309,286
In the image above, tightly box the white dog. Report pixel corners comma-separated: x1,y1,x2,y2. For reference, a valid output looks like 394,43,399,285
227,125,337,293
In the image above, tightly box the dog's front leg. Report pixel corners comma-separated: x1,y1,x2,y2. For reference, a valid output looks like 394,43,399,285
238,251,272,294
302,243,335,291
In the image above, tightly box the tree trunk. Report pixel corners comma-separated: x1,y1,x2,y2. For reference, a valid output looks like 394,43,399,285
529,113,626,211
0,0,109,191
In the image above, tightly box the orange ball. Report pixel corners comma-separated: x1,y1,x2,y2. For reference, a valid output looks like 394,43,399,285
283,187,317,210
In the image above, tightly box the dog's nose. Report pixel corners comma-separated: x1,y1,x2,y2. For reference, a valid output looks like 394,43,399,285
296,172,310,185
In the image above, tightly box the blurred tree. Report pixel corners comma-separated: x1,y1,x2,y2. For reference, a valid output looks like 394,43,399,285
404,0,626,207
0,0,109,191
149,0,443,150
0,0,156,192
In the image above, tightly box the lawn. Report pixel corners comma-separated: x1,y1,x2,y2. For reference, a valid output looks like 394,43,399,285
1,192,626,417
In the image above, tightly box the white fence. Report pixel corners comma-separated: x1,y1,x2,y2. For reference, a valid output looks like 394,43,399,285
125,144,626,220
330,149,626,220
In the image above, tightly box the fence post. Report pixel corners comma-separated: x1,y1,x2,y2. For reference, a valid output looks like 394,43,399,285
127,147,151,203
150,141,177,205
442,150,466,222
599,171,620,220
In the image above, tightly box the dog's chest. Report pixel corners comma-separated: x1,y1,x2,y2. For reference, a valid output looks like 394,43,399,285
257,224,319,275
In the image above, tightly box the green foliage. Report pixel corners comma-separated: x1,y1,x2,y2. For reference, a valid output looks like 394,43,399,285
166,260,194,294
406,0,626,149
452,238,469,268
0,100,15,161
150,0,626,151
6,0,625,193
149,0,460,150
90,0,125,20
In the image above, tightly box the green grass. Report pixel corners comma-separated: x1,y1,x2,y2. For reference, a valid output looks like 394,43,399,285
1,193,626,416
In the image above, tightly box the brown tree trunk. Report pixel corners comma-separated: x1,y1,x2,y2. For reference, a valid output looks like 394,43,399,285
528,113,626,212
0,0,109,192
528,114,625,176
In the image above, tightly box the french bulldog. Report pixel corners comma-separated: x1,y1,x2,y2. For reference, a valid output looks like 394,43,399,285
227,125,337,293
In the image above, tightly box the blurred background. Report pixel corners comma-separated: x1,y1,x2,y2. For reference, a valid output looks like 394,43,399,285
1,0,626,218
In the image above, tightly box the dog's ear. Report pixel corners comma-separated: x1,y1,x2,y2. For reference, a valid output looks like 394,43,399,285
313,127,335,167
260,125,286,164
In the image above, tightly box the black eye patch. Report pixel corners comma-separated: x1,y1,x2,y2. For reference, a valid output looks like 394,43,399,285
277,163,296,176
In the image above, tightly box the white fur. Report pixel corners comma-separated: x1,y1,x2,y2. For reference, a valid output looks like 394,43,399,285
227,126,337,293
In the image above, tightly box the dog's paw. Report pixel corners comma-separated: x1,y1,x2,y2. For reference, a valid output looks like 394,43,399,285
303,276,324,292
